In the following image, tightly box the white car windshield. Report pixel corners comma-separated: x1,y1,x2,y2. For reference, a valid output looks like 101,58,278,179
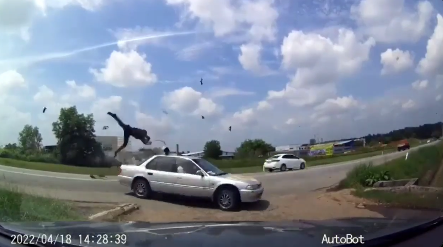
192,159,226,176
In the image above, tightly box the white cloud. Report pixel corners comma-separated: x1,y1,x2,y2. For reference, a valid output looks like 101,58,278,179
62,80,96,101
176,42,214,61
90,96,122,120
221,107,257,130
207,87,255,98
33,85,54,102
402,99,416,109
0,0,42,39
267,83,337,107
280,28,375,87
285,118,296,125
417,14,443,78
0,70,27,93
380,48,414,75
166,0,278,42
135,111,174,140
43,0,108,11
314,96,359,115
238,43,273,75
0,69,31,144
351,0,434,43
90,50,158,87
0,0,108,40
0,99,31,143
261,27,374,121
162,86,223,117
257,100,272,110
412,80,428,90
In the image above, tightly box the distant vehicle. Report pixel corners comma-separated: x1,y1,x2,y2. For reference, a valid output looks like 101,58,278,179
118,153,264,211
263,154,306,172
397,140,410,151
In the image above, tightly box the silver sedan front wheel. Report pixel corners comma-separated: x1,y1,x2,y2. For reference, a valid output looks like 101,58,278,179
132,178,152,199
216,188,239,211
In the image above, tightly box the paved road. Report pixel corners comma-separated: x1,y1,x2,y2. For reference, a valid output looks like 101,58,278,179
0,141,438,209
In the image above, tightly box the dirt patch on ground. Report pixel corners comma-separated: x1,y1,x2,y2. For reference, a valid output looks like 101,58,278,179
70,190,440,222
117,190,402,223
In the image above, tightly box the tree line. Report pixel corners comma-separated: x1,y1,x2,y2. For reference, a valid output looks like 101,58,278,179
202,122,443,159
203,139,276,159
0,105,441,165
0,106,118,167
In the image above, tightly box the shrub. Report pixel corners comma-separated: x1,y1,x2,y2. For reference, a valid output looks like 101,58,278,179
25,153,59,163
0,149,60,164
0,149,22,159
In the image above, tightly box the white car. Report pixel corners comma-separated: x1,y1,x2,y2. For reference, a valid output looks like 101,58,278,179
263,154,306,172
118,154,264,211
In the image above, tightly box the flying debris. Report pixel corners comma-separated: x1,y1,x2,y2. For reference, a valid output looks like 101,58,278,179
162,110,169,115
103,126,109,130
200,78,203,85
42,107,47,113
229,126,231,131
202,116,205,119
396,57,399,61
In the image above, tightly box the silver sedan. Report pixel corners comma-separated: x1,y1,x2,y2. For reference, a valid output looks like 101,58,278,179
118,154,264,211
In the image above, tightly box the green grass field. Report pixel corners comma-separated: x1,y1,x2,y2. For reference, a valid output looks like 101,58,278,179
0,147,397,176
338,141,443,210
0,185,82,222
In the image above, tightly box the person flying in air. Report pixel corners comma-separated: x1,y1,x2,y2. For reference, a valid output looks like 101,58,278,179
107,112,151,158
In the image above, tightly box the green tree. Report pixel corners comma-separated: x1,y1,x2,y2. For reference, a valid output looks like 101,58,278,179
18,125,43,153
52,106,104,166
236,139,275,158
203,140,222,159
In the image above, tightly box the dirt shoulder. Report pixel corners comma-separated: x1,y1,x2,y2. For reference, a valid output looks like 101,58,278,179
116,189,438,223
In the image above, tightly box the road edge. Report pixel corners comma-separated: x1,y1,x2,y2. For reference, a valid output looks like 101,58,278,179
88,203,139,221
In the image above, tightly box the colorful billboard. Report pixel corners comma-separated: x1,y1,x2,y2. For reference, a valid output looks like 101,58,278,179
309,143,334,156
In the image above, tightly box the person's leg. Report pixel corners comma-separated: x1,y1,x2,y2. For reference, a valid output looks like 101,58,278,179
107,112,127,129
114,131,130,158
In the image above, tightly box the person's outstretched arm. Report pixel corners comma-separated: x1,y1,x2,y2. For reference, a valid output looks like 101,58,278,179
108,112,126,129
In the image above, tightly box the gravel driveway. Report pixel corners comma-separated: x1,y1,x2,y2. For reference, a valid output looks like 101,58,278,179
115,189,438,223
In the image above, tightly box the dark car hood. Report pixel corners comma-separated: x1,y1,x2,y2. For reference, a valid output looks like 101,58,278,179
0,218,440,247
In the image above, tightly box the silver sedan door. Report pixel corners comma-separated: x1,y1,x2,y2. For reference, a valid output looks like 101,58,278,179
173,157,210,197
145,156,177,194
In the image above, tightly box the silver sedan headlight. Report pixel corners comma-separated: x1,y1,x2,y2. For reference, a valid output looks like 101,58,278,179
246,184,261,190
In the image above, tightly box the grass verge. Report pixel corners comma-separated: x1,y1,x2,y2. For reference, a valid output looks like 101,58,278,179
0,185,82,222
0,142,423,176
0,148,391,176
337,141,443,210
0,158,120,176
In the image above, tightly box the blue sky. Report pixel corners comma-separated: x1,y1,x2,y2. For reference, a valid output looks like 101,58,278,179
0,0,442,152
